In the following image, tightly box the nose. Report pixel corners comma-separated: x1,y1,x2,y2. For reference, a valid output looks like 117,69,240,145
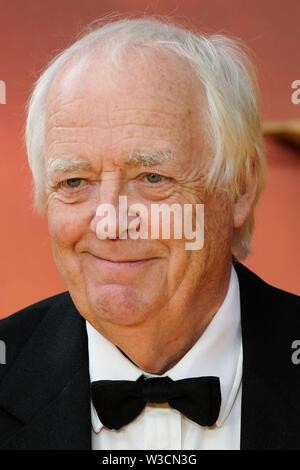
89,178,141,239
90,207,141,240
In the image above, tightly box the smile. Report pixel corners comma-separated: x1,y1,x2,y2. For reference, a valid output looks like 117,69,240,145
89,255,158,269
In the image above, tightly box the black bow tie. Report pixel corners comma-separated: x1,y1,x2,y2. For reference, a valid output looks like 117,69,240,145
91,375,221,430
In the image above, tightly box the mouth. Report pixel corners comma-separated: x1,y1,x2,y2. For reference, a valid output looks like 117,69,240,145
89,254,158,269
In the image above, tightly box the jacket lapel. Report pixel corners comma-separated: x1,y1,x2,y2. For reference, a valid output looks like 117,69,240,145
236,263,300,449
0,293,91,450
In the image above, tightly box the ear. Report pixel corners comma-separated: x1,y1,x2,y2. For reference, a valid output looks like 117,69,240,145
233,178,257,228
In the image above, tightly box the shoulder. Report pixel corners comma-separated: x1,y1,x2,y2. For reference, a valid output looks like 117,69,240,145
234,263,300,426
234,262,300,314
0,292,73,372
235,261,300,364
0,291,72,337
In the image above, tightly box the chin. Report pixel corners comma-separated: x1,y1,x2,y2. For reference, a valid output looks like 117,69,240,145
86,284,155,326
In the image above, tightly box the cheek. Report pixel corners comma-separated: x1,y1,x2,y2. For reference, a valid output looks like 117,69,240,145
164,239,192,284
204,196,233,252
47,204,90,252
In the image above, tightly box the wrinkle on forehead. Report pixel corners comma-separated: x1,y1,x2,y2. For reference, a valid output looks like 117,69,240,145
45,47,208,169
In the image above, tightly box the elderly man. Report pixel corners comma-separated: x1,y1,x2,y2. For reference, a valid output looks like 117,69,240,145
0,16,299,451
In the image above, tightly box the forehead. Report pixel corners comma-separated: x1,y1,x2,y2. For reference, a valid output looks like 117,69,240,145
45,48,206,164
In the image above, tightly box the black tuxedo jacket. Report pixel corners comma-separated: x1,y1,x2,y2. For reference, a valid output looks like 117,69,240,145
0,263,299,450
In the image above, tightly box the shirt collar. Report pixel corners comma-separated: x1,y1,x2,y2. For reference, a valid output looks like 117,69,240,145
87,265,242,432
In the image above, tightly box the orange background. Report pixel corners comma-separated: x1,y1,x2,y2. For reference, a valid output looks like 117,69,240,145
0,0,299,318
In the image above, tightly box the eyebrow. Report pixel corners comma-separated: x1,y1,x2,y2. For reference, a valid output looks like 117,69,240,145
47,158,93,176
124,150,175,167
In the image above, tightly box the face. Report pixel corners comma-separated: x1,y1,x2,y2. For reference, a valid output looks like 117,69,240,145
45,50,234,334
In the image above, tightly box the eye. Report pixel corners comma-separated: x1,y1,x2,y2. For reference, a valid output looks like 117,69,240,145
64,178,84,188
145,173,162,184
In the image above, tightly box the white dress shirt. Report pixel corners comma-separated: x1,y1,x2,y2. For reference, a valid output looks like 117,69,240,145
86,265,242,450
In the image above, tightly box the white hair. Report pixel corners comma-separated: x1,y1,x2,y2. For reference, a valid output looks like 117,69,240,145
25,14,267,259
